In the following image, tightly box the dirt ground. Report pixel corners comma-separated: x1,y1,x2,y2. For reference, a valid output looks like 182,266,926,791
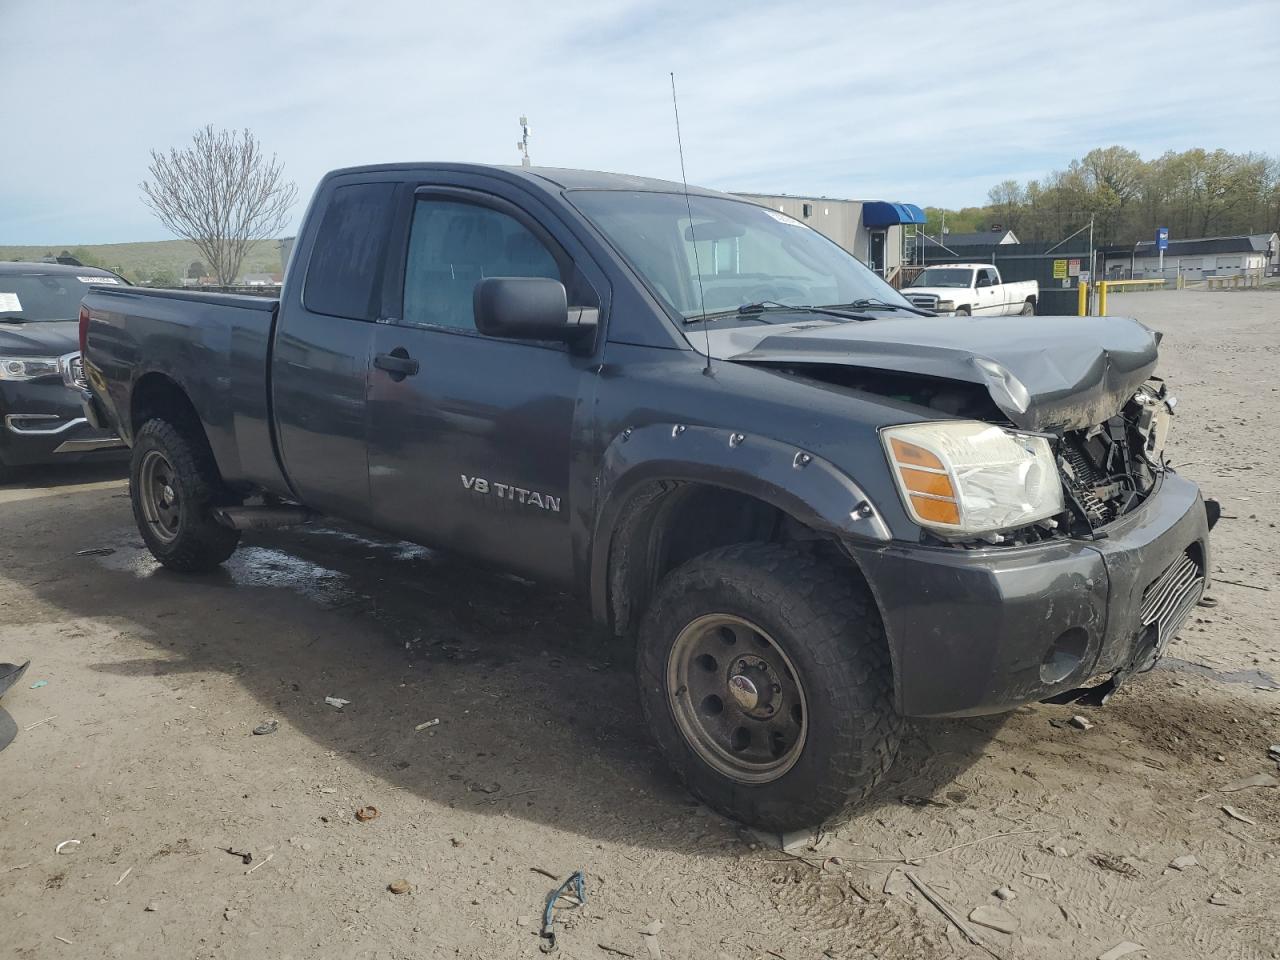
2,289,1278,960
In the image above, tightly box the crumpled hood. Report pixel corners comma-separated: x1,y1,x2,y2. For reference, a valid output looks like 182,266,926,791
705,313,1160,432
0,320,79,357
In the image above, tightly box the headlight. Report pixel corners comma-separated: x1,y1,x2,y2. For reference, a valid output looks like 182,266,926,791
883,421,1063,536
936,299,956,312
0,357,61,381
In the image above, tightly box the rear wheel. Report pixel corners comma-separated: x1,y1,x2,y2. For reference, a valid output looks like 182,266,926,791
1020,300,1035,316
130,418,240,572
636,543,901,832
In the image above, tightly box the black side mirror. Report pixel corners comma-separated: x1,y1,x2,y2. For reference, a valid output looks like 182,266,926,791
473,277,596,342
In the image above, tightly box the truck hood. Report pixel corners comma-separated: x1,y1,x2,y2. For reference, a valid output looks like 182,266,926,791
705,313,1160,432
0,319,79,357
901,286,968,300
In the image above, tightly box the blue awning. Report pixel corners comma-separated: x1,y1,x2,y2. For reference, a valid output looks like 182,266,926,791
862,201,926,228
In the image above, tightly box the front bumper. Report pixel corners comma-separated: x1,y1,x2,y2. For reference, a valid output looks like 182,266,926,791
848,472,1209,718
0,379,126,468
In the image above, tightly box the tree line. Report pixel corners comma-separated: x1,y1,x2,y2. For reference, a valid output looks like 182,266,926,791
925,147,1280,248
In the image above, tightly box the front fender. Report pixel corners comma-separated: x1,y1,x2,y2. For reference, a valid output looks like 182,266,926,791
588,422,891,623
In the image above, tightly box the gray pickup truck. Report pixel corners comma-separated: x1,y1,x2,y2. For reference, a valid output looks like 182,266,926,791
80,163,1212,831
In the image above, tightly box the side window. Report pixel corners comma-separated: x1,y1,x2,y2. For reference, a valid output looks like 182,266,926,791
303,182,397,320
402,199,560,330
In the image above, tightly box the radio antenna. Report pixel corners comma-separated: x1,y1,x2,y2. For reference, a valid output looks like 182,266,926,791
670,72,712,375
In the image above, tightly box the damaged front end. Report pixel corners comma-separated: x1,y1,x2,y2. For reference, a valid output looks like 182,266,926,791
1056,378,1175,538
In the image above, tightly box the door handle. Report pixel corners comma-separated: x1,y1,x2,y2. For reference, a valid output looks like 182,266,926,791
374,350,419,380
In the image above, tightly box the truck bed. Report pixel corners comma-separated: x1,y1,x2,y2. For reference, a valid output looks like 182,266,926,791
81,286,290,495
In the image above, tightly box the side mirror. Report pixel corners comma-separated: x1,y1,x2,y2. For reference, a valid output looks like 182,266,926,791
473,277,596,342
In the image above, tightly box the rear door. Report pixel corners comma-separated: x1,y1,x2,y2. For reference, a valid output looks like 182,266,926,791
365,178,606,585
273,177,398,521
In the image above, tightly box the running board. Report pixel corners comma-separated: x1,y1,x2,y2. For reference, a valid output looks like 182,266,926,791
213,506,316,531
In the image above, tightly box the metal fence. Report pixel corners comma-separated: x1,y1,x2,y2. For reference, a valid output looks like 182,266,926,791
912,238,1095,316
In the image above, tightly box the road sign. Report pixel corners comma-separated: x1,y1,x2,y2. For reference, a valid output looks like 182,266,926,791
1156,227,1169,251
1053,259,1068,279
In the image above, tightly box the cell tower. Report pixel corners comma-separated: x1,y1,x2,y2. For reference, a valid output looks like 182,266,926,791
517,116,531,167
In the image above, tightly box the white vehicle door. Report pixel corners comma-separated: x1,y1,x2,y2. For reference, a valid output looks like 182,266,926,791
975,268,1000,314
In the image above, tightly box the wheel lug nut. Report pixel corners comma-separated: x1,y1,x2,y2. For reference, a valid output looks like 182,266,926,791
771,684,781,694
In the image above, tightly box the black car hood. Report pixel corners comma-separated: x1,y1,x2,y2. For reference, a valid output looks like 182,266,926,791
0,319,79,357
705,312,1160,432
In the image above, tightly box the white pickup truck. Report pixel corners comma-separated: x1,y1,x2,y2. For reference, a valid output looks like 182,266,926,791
904,264,1038,317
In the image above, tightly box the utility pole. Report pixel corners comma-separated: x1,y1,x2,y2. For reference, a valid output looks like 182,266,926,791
517,115,531,167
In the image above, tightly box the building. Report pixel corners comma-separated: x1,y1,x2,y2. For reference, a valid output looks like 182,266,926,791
733,193,926,281
1103,233,1278,281
936,228,1020,249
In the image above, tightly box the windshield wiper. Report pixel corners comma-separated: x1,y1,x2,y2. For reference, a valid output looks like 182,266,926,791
685,301,875,324
827,298,934,317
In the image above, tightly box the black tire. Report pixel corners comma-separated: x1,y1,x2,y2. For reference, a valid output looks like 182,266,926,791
636,543,901,832
130,418,240,572
1020,300,1035,316
955,306,970,316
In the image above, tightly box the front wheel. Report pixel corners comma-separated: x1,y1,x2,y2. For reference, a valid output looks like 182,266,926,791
130,418,240,572
636,543,902,832
954,306,971,316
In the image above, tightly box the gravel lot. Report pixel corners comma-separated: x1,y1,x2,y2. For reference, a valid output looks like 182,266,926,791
1,289,1278,960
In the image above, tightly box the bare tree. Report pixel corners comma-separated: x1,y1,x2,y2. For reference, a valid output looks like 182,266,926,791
141,126,297,286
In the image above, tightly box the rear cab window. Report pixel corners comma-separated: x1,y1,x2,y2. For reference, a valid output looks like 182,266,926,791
303,182,398,321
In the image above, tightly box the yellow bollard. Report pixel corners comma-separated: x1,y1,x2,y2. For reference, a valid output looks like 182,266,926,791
1098,281,1108,317
1078,281,1089,316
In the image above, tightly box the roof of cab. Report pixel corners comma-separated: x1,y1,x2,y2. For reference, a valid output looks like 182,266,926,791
322,162,727,199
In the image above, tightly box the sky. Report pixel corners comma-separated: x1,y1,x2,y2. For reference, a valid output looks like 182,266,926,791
2,0,1277,244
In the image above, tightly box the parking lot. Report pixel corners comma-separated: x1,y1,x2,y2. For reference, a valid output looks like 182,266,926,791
1,289,1277,960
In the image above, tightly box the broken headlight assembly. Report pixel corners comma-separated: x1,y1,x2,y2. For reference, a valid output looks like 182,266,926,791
882,421,1063,538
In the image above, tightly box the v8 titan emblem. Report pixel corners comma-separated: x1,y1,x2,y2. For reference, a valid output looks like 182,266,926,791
461,475,561,512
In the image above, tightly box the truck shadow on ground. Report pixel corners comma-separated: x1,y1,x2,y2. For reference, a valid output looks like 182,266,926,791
28,517,1041,850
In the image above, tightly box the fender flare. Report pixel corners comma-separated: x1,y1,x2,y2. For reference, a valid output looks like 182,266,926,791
588,422,891,626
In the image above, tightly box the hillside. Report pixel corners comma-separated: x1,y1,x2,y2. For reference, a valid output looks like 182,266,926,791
0,238,286,284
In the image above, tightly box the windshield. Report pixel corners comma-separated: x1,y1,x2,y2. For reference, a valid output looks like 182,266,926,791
908,267,973,288
569,191,912,322
0,272,122,321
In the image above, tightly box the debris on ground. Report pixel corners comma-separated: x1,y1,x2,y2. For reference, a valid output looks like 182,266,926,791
54,840,81,855
1097,941,1145,960
969,904,1019,934
1088,854,1141,878
144,901,159,912
75,547,115,557
323,696,350,709
114,867,132,886
465,780,501,794
1168,855,1198,871
1069,715,1094,730
414,718,440,731
30,679,48,689
1268,744,1280,763
1220,805,1257,825
538,869,586,954
1219,773,1278,792
354,805,380,822
994,886,1016,901
245,853,273,875
388,879,412,895
903,871,991,952
251,719,278,736
641,919,664,937
220,847,252,865
1208,891,1231,906
24,715,56,730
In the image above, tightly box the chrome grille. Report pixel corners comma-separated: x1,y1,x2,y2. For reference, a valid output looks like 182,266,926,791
1139,550,1204,647
907,293,939,311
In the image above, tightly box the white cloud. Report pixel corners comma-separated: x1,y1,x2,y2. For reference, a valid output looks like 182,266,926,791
1,0,1276,242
